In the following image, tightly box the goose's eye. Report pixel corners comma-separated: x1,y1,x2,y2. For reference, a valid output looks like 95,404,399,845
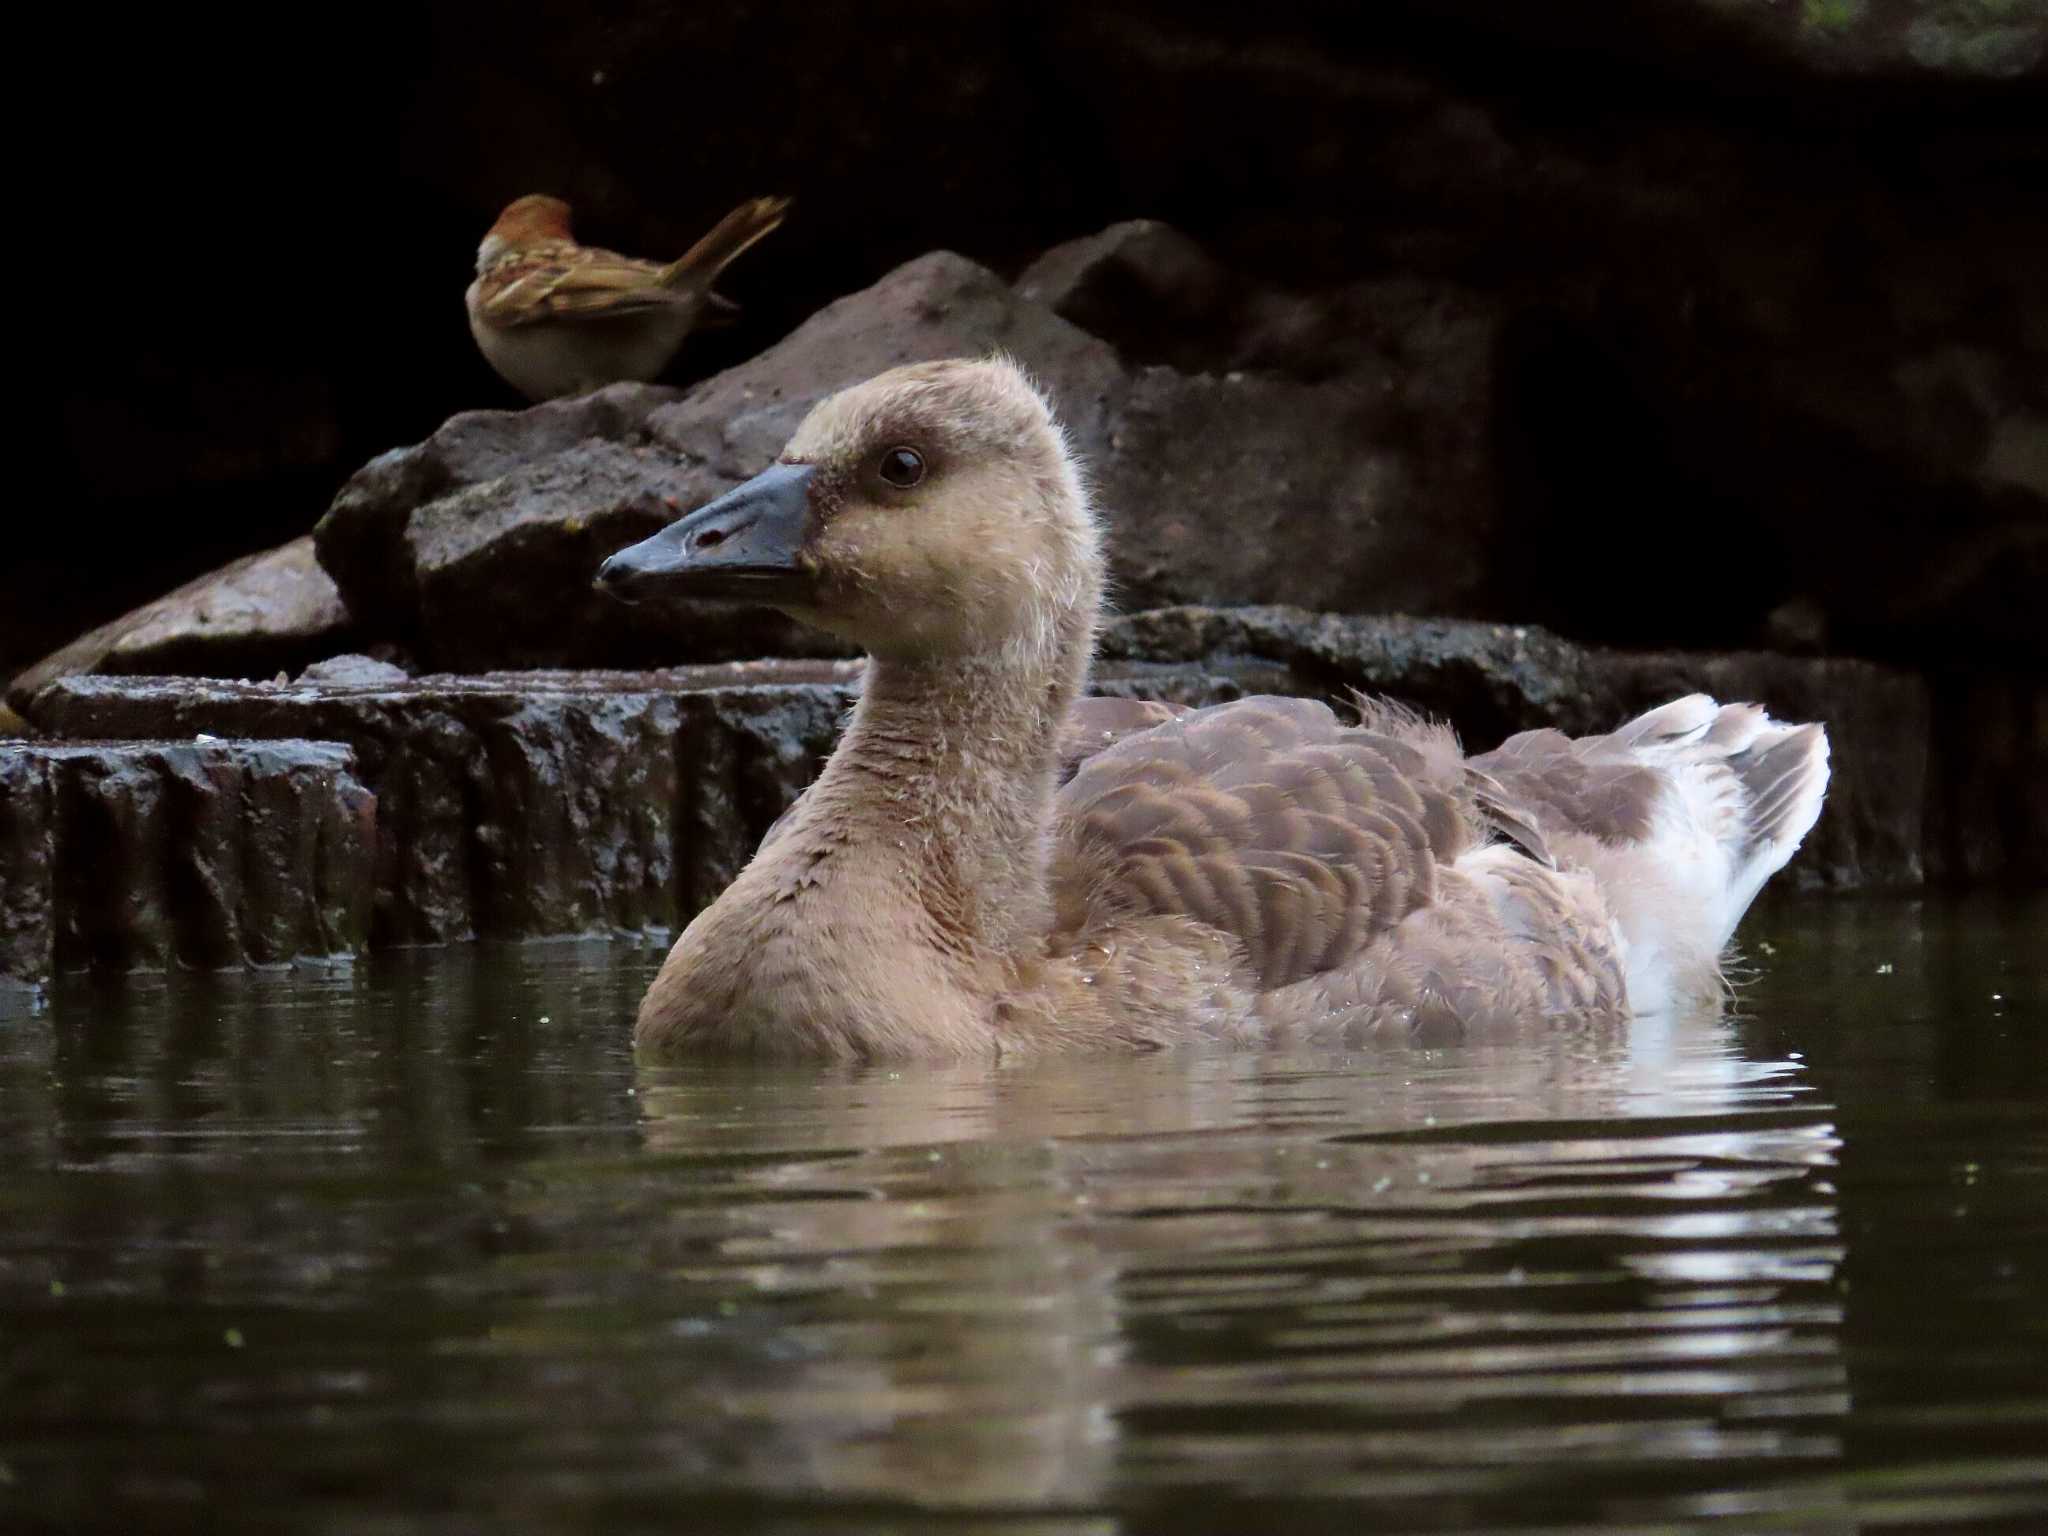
877,447,925,489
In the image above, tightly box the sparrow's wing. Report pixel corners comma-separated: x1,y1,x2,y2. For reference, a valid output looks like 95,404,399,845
472,242,681,326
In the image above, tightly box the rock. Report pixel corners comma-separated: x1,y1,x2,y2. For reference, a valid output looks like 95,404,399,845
5,538,354,713
1019,220,1501,391
1656,0,2048,79
1018,219,2048,668
297,654,412,687
314,382,848,671
1017,219,1241,372
315,250,1503,664
0,739,373,988
27,607,2029,904
13,653,1240,963
24,663,867,950
722,249,1496,623
8,608,2030,992
1337,2,2048,82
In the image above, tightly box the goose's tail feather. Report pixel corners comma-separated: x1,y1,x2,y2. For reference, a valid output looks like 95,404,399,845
1472,694,1831,1013
1720,711,1832,926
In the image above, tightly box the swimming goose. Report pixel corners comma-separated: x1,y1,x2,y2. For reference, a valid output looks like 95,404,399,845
597,357,1829,1058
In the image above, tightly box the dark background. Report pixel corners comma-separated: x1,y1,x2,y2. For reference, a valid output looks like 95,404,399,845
26,0,2046,686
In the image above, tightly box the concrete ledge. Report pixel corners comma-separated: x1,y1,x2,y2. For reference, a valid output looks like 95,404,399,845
11,608,2032,988
0,739,373,986
23,664,870,955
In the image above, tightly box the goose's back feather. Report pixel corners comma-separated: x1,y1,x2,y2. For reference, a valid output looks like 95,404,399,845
1056,696,1186,784
1047,690,1829,1031
1054,697,1479,993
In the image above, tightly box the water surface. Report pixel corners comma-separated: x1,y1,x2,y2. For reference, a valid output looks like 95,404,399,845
3,897,2044,1533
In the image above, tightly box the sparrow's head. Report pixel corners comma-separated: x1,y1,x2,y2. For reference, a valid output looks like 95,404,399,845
478,194,575,269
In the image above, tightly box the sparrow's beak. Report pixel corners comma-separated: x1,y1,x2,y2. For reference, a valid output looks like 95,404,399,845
595,463,816,604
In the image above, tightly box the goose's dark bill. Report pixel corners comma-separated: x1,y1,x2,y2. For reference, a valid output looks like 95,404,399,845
595,462,816,604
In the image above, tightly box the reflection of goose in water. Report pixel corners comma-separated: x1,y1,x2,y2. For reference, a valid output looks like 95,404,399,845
627,1009,1846,1516
600,357,1830,1058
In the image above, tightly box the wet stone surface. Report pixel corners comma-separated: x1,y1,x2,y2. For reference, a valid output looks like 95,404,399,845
0,740,372,993
9,607,2034,987
4,537,356,713
21,663,868,960
8,656,1235,983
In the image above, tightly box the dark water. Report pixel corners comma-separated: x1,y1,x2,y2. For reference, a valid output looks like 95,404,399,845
3,898,2043,1535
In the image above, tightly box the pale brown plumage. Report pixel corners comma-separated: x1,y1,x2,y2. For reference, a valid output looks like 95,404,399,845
1059,697,1474,991
596,357,1831,1058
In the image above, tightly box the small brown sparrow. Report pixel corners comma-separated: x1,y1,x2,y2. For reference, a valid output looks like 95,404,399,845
466,193,791,401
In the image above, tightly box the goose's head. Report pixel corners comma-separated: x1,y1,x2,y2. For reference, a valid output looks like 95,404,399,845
598,357,1103,662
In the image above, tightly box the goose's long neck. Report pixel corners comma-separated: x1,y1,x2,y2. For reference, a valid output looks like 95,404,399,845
814,605,1096,958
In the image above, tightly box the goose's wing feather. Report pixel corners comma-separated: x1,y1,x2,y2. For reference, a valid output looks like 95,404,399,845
1466,726,1667,850
1054,696,1479,991
1057,696,1188,784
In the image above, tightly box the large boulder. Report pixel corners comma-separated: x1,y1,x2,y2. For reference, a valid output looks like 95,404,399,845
5,537,354,713
1027,216,2048,665
313,249,1503,667
310,384,840,671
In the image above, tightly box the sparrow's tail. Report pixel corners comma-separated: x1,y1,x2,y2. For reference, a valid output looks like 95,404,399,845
660,196,792,293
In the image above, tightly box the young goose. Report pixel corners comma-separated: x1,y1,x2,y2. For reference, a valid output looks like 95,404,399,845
597,357,1829,1058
